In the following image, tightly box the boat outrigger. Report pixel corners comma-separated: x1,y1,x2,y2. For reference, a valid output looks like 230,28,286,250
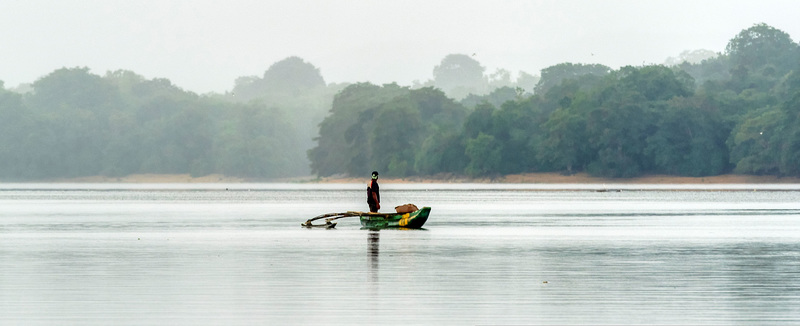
302,206,431,229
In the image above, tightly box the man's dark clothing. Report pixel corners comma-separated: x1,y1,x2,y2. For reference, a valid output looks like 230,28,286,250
367,179,380,212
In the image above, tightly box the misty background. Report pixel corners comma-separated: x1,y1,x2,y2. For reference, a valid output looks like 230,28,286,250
1,2,800,180
2,0,799,93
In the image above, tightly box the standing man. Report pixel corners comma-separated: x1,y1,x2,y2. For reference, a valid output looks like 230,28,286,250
367,171,380,213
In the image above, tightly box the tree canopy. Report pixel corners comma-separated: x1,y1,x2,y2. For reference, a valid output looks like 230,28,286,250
307,24,800,179
0,67,329,180
725,23,800,72
308,84,468,177
3,23,800,181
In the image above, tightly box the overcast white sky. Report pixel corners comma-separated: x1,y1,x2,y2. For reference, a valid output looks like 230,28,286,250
1,0,798,94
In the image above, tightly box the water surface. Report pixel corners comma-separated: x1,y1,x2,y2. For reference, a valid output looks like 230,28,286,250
2,184,799,325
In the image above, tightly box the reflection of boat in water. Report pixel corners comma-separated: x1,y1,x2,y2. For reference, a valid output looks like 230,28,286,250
368,230,379,284
368,230,379,267
302,207,431,229
360,207,431,229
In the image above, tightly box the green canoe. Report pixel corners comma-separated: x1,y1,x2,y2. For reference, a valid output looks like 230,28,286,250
360,207,431,229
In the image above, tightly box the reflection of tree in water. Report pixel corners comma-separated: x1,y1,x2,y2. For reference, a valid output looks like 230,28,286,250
368,230,380,282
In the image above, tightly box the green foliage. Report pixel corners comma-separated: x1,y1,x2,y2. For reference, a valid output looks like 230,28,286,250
538,106,589,174
489,98,546,174
308,84,468,177
306,24,800,179
727,106,783,175
309,83,410,176
675,55,731,87
212,103,303,177
227,57,340,167
585,103,652,178
0,88,33,177
537,64,725,178
464,133,501,177
460,86,518,110
414,129,467,175
368,101,423,177
0,66,318,181
463,103,495,138
539,74,605,114
458,96,550,175
4,24,800,181
728,90,800,177
645,97,730,176
535,63,611,95
725,23,800,73
618,65,695,101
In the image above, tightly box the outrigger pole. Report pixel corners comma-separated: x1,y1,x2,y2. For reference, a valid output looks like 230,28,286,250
301,211,395,228
301,212,355,229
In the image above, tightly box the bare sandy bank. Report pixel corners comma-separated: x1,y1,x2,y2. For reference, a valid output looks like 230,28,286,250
312,172,800,184
47,174,246,183
48,172,795,184
26,172,800,184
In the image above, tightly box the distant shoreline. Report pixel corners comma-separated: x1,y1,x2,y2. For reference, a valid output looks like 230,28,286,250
12,172,800,184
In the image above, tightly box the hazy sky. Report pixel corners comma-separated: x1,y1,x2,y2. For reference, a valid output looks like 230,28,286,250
2,0,799,94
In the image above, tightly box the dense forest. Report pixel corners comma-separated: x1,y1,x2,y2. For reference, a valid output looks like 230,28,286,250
0,58,343,180
1,23,799,181
310,23,800,178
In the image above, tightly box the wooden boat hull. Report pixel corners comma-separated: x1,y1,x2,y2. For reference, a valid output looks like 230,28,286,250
360,207,431,229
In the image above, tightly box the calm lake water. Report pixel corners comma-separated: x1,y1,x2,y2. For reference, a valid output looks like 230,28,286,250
2,183,800,325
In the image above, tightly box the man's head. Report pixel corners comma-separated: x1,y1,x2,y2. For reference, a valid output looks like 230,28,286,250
371,171,379,180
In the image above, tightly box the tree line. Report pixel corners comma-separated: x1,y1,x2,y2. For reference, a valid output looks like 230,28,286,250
310,23,800,178
1,23,798,180
0,58,340,180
